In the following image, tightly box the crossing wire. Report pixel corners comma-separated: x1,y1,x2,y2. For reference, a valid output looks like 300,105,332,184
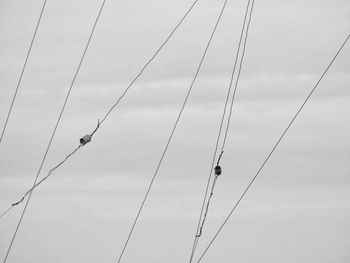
0,146,81,220
116,0,231,262
2,1,106,262
11,145,82,207
196,34,350,263
0,145,81,220
0,0,48,146
0,0,202,221
189,0,255,261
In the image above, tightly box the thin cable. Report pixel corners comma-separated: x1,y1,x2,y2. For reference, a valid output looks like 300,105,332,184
220,0,255,152
0,117,99,220
116,0,230,262
0,145,80,219
196,34,350,263
196,173,220,238
189,0,253,261
0,0,47,146
1,0,200,220
98,0,201,126
10,145,81,207
3,1,106,262
0,207,13,220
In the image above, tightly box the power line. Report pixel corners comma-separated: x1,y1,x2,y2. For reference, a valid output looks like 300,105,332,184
196,34,350,263
0,207,13,220
3,1,106,262
220,0,255,152
116,0,231,262
189,0,255,261
11,145,82,207
0,0,48,146
0,0,201,220
0,145,81,219
0,123,99,221
99,0,202,126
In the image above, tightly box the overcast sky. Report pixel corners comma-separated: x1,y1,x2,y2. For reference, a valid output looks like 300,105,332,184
0,0,349,262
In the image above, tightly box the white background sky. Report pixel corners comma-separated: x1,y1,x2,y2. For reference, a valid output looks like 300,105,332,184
0,0,349,262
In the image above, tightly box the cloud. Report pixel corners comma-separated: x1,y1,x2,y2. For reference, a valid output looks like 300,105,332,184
0,0,349,262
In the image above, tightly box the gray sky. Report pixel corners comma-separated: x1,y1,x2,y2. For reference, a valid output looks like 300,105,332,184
0,0,349,262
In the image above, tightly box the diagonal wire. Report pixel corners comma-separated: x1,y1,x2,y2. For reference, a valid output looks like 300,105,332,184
196,34,350,263
98,0,201,126
0,207,13,220
10,145,82,207
220,0,255,152
0,0,48,146
0,0,200,220
189,0,254,261
0,121,99,220
3,1,106,262
116,0,230,262
0,145,81,220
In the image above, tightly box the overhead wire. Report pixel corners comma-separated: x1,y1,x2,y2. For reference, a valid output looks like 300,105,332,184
0,0,203,220
0,122,100,220
195,34,350,263
0,0,48,146
2,1,106,262
189,0,255,261
116,0,231,262
2,0,205,258
0,0,209,259
98,0,201,126
0,145,82,219
11,145,82,207
220,0,255,152
0,207,13,220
